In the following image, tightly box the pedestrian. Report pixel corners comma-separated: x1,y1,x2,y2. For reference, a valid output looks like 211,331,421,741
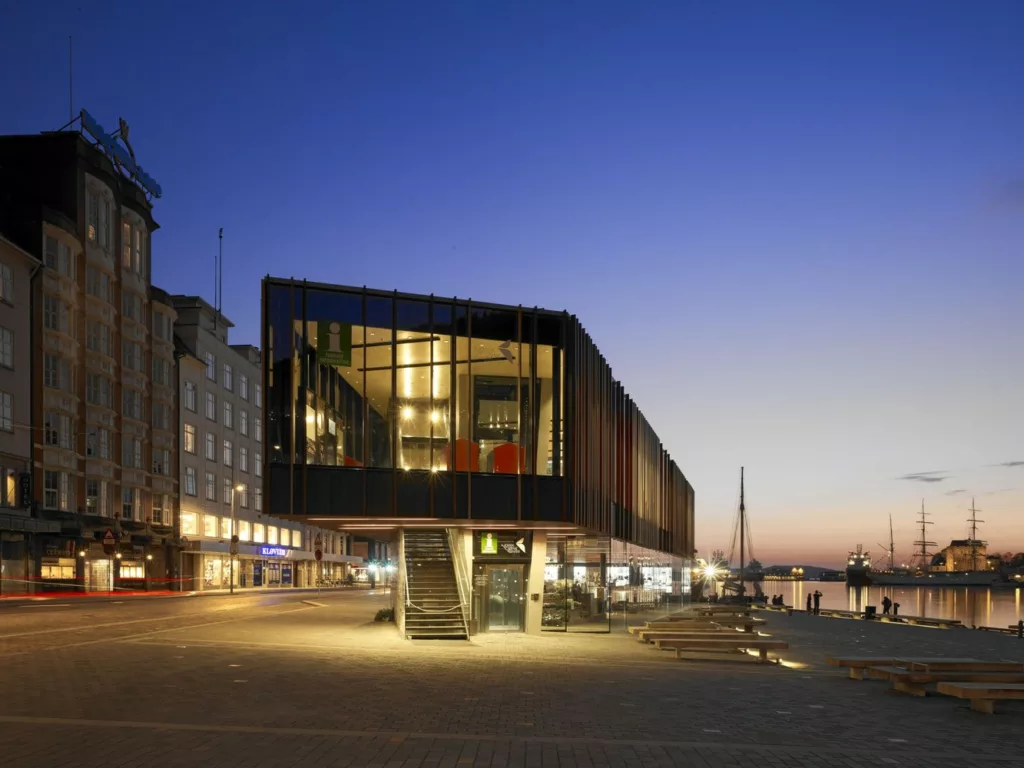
806,593,812,613
813,590,822,616
893,602,900,617
882,595,892,615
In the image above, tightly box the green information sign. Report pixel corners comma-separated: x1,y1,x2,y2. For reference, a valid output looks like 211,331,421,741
480,532,498,555
316,321,352,367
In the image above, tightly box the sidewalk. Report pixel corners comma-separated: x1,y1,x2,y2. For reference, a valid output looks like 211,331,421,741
0,584,381,607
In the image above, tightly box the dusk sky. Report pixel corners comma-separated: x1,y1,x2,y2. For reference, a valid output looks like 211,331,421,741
3,1,1021,567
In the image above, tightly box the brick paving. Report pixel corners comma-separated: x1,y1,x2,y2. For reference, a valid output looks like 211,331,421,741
0,592,1021,766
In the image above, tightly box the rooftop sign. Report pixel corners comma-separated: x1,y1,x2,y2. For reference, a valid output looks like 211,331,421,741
80,109,162,199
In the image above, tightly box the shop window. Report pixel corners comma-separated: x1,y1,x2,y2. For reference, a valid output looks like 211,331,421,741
221,518,233,539
41,558,76,580
253,524,265,543
292,530,302,548
119,564,144,579
267,526,278,545
203,514,218,538
180,511,198,537
238,520,251,542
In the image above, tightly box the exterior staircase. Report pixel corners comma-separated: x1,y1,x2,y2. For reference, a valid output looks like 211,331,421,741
403,529,468,640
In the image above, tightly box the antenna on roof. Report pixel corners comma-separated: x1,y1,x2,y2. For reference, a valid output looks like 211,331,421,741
215,228,223,332
68,36,73,123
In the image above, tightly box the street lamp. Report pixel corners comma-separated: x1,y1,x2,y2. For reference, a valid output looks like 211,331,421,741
229,483,244,595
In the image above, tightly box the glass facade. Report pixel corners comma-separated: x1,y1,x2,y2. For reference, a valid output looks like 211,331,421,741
264,279,694,559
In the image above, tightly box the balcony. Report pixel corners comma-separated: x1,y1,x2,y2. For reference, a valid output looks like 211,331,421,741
121,419,149,439
152,476,175,495
42,273,80,307
84,296,117,326
85,242,115,272
121,368,148,392
43,329,79,361
121,467,149,487
85,350,117,378
85,460,115,480
43,389,79,416
85,405,116,428
42,448,78,471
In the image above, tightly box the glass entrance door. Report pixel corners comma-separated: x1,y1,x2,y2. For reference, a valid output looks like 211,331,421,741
486,566,524,631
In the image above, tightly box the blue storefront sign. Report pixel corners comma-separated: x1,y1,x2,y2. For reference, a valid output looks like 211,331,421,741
259,546,287,557
253,561,263,587
282,564,293,585
80,110,162,198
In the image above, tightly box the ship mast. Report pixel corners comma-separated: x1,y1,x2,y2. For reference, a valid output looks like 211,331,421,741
877,514,895,571
912,499,936,573
967,497,984,571
739,467,746,598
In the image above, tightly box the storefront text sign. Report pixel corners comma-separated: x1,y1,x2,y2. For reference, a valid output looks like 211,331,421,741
259,546,287,557
479,532,530,558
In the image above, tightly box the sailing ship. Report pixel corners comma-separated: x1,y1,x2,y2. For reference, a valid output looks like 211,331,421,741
846,499,1003,587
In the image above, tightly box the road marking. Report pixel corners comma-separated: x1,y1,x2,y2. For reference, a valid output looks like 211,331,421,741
17,604,72,609
301,600,326,607
0,614,193,639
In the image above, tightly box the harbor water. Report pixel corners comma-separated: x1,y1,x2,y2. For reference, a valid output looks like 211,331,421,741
766,580,1023,628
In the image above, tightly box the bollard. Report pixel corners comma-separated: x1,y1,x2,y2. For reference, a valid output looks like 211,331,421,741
1018,620,1023,639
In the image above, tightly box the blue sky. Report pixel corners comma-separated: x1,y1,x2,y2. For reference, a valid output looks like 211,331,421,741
3,1,1022,565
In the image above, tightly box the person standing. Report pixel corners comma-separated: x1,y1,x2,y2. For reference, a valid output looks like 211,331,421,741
813,590,823,615
882,595,892,615
806,593,813,613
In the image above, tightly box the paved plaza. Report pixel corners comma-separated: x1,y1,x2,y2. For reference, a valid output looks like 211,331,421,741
0,591,1022,767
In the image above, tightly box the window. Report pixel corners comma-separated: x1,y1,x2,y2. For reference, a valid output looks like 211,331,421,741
152,357,171,387
122,389,143,421
122,487,139,520
87,374,111,407
0,327,12,368
255,452,262,478
184,424,197,454
292,529,302,548
238,520,251,542
153,311,172,342
133,226,144,277
122,340,143,372
185,467,197,496
239,485,249,509
239,446,249,473
86,266,111,303
205,392,216,420
152,495,168,525
0,392,11,432
239,409,249,437
255,384,262,408
44,236,74,278
44,296,72,335
205,432,217,461
254,487,263,513
122,292,142,322
87,322,111,357
255,415,262,443
223,439,233,467
153,402,171,432
205,352,216,380
221,517,233,539
101,198,111,250
203,514,218,538
222,477,232,505
239,374,249,401
44,470,59,509
43,412,71,448
153,449,171,476
86,479,99,513
223,401,233,430
223,364,233,391
86,427,111,459
266,524,276,543
122,221,132,267
184,381,197,412
0,263,12,303
253,523,265,543
87,191,99,243
180,511,198,536
44,355,70,390
122,437,143,469
205,472,216,501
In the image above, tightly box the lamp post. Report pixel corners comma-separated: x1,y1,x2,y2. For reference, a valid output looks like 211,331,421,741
229,483,243,595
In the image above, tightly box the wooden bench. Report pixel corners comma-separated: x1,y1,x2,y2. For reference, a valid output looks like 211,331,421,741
633,628,747,643
826,656,897,680
866,666,1024,697
901,659,1024,673
648,617,763,632
937,682,1024,714
884,615,963,628
673,639,789,663
654,634,756,650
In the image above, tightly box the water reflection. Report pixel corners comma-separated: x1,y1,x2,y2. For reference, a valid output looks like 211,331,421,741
780,582,1021,628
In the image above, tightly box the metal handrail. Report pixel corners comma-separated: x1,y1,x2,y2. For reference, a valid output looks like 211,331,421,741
447,528,472,636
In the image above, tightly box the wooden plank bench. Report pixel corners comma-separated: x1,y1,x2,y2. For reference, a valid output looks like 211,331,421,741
673,639,789,663
826,656,898,680
900,659,1024,673
883,615,963,628
866,666,1024,697
937,682,1024,714
648,617,764,632
633,628,747,643
654,635,756,650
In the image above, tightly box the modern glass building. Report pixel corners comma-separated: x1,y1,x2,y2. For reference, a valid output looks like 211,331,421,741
263,278,695,635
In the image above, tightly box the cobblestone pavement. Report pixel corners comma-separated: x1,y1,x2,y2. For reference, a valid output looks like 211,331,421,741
0,593,1022,767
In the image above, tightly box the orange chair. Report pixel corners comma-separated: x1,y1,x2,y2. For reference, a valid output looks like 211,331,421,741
343,456,364,467
492,442,527,474
444,439,479,472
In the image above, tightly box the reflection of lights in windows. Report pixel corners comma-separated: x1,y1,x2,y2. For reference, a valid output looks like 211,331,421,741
430,410,440,423
401,406,414,420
